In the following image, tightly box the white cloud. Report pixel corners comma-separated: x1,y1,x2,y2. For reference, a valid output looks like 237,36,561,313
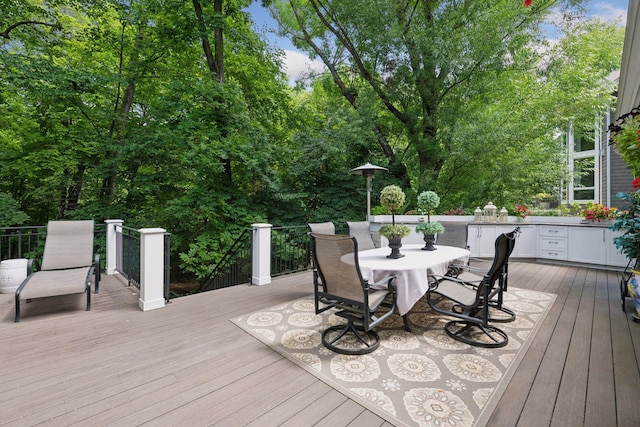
282,49,325,84
589,2,627,24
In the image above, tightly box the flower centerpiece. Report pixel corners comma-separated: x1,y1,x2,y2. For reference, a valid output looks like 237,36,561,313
415,190,445,251
514,205,530,221
580,202,617,222
377,185,410,258
611,179,640,318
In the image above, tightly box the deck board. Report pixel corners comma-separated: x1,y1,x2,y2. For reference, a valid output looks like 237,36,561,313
1,262,639,426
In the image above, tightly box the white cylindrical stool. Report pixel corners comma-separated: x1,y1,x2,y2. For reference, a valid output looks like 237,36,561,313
0,258,28,293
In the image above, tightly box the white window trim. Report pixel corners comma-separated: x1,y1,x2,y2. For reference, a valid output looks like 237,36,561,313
567,122,600,204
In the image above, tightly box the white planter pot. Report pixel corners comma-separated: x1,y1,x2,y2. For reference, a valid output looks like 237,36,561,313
0,258,28,293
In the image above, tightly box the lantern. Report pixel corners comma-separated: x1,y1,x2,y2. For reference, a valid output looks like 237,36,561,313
483,202,497,222
474,207,482,222
499,207,509,222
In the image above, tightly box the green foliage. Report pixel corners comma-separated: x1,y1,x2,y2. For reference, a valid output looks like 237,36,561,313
611,116,640,175
378,224,410,239
379,185,406,214
417,191,440,221
270,1,622,212
612,190,640,261
0,193,30,227
415,222,445,235
0,0,626,281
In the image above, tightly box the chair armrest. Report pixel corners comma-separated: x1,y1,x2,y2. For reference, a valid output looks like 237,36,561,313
94,254,101,293
370,275,396,291
429,273,483,289
26,259,35,275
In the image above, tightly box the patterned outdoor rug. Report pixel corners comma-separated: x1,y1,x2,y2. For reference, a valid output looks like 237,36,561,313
231,288,555,427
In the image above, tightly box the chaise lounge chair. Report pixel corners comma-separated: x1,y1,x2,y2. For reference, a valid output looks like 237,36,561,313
14,220,100,322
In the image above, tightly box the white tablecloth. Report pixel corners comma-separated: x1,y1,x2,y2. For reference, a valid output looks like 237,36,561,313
356,244,470,316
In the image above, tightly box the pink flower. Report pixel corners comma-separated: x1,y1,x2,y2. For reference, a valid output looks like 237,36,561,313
524,0,532,6
633,178,640,189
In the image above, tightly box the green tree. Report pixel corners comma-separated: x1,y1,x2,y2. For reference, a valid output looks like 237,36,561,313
267,1,622,212
0,0,293,279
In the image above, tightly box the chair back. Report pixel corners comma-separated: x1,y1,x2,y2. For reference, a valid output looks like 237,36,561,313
483,229,518,286
310,233,366,303
435,222,469,249
308,222,335,235
41,220,94,270
347,221,376,251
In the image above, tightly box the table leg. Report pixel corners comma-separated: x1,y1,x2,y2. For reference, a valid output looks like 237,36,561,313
402,315,412,332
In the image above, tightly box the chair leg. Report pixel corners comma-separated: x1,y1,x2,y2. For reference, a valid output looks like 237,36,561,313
487,302,516,323
14,295,20,323
444,320,508,348
321,321,380,355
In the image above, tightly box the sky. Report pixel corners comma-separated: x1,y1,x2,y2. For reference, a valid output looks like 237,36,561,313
245,1,629,83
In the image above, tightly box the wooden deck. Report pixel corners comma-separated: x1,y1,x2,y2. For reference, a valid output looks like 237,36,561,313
1,261,639,426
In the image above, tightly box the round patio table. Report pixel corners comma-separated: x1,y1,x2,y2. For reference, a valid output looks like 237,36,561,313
355,244,470,317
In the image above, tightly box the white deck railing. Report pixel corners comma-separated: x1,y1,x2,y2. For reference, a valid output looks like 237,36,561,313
105,220,167,312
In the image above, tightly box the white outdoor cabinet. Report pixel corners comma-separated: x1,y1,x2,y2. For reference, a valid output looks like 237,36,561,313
511,225,537,257
606,229,631,268
537,225,568,261
467,225,498,257
568,226,607,265
468,224,535,258
413,220,627,270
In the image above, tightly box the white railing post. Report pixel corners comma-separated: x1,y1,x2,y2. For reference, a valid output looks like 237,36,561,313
104,219,123,275
139,227,166,311
251,223,272,285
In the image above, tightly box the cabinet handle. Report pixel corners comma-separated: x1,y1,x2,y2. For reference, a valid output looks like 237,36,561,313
550,252,558,256
550,241,558,245
549,229,558,233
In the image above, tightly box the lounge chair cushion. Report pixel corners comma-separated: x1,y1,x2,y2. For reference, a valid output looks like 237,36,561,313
18,268,91,300
41,220,94,270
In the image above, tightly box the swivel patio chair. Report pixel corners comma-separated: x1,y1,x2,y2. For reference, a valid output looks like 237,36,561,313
15,220,100,322
426,229,516,348
308,222,336,234
449,227,520,323
435,221,469,250
310,233,397,354
347,221,377,251
308,222,336,291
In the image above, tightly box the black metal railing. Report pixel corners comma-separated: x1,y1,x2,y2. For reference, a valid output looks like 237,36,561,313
196,225,320,293
0,226,47,261
198,228,252,292
164,232,171,302
116,225,141,289
1,224,107,267
271,225,313,277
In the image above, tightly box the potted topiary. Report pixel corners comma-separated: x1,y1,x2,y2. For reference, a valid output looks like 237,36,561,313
415,190,445,251
377,185,410,258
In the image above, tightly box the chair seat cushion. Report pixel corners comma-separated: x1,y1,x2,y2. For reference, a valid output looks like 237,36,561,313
19,268,90,300
456,271,483,283
368,289,390,311
432,279,477,307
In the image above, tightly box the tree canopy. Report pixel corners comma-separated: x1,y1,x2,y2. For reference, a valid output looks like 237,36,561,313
0,0,625,279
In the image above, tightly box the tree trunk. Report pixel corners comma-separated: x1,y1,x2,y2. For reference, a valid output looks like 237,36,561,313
192,0,231,184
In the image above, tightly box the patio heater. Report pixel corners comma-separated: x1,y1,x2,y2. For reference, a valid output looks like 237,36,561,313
350,163,388,221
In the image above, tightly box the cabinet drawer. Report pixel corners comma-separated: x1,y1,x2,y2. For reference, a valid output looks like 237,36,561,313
540,248,567,260
541,238,567,250
539,226,567,237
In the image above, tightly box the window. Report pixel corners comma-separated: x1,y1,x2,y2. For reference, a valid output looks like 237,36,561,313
573,156,595,200
568,125,598,203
